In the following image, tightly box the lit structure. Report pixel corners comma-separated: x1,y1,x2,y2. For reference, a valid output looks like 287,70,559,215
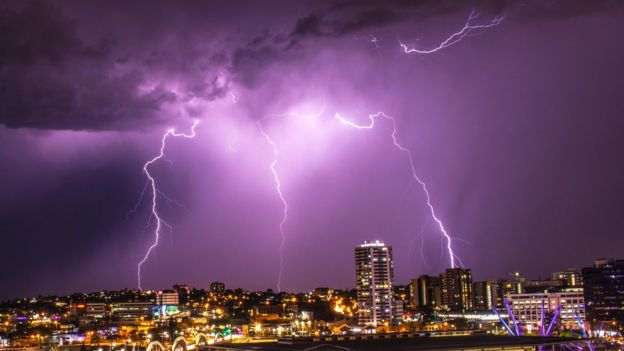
110,302,153,323
552,269,583,288
581,258,624,325
506,289,585,331
493,297,561,337
473,280,499,311
156,290,179,305
409,275,442,310
355,240,394,326
440,268,473,312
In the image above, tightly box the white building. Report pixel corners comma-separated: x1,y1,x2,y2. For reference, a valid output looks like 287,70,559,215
355,240,394,326
156,290,180,305
507,288,585,330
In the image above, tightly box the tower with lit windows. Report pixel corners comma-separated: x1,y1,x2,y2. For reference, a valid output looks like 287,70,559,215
355,240,394,326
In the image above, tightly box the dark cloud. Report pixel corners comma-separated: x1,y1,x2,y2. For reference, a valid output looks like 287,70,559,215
0,1,228,131
2,0,620,131
289,0,624,41
0,1,84,65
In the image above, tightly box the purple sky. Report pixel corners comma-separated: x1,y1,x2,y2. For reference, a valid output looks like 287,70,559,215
1,0,624,299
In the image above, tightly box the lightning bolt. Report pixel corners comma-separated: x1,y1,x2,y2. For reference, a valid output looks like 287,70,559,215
400,9,504,54
257,121,288,292
335,112,460,268
136,119,199,290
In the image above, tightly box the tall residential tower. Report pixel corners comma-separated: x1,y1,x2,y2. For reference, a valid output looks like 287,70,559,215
355,240,394,326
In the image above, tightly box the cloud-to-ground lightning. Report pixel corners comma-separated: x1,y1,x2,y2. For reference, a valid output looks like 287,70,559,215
399,9,504,54
132,9,500,287
136,120,199,290
335,112,461,268
257,121,288,292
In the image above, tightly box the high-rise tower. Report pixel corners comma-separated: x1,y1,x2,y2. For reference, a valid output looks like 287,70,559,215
355,240,394,326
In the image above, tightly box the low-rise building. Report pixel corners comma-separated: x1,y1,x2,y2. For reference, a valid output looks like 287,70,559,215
507,289,585,330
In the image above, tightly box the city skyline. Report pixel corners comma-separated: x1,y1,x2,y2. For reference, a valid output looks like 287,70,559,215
2,0,624,301
0,240,611,301
0,245,620,349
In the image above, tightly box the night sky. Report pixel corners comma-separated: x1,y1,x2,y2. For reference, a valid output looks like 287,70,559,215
1,0,624,300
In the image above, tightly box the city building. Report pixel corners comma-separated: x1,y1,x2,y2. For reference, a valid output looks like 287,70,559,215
355,240,394,326
156,290,179,305
409,275,441,310
507,289,585,330
552,269,582,288
392,299,404,324
69,302,108,325
522,279,562,294
109,302,153,323
582,258,624,324
473,280,498,311
440,268,473,312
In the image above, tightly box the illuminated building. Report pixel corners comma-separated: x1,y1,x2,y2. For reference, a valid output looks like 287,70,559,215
110,302,153,322
156,290,179,305
582,258,624,324
473,280,498,311
69,302,106,318
507,289,585,328
552,269,582,288
392,299,404,324
440,268,473,311
522,279,562,294
355,240,394,326
409,275,441,309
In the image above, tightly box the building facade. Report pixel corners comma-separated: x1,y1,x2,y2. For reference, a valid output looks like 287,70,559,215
552,269,583,288
355,240,394,326
409,275,442,310
156,290,179,305
440,268,473,311
507,289,585,329
473,280,499,311
582,258,624,324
